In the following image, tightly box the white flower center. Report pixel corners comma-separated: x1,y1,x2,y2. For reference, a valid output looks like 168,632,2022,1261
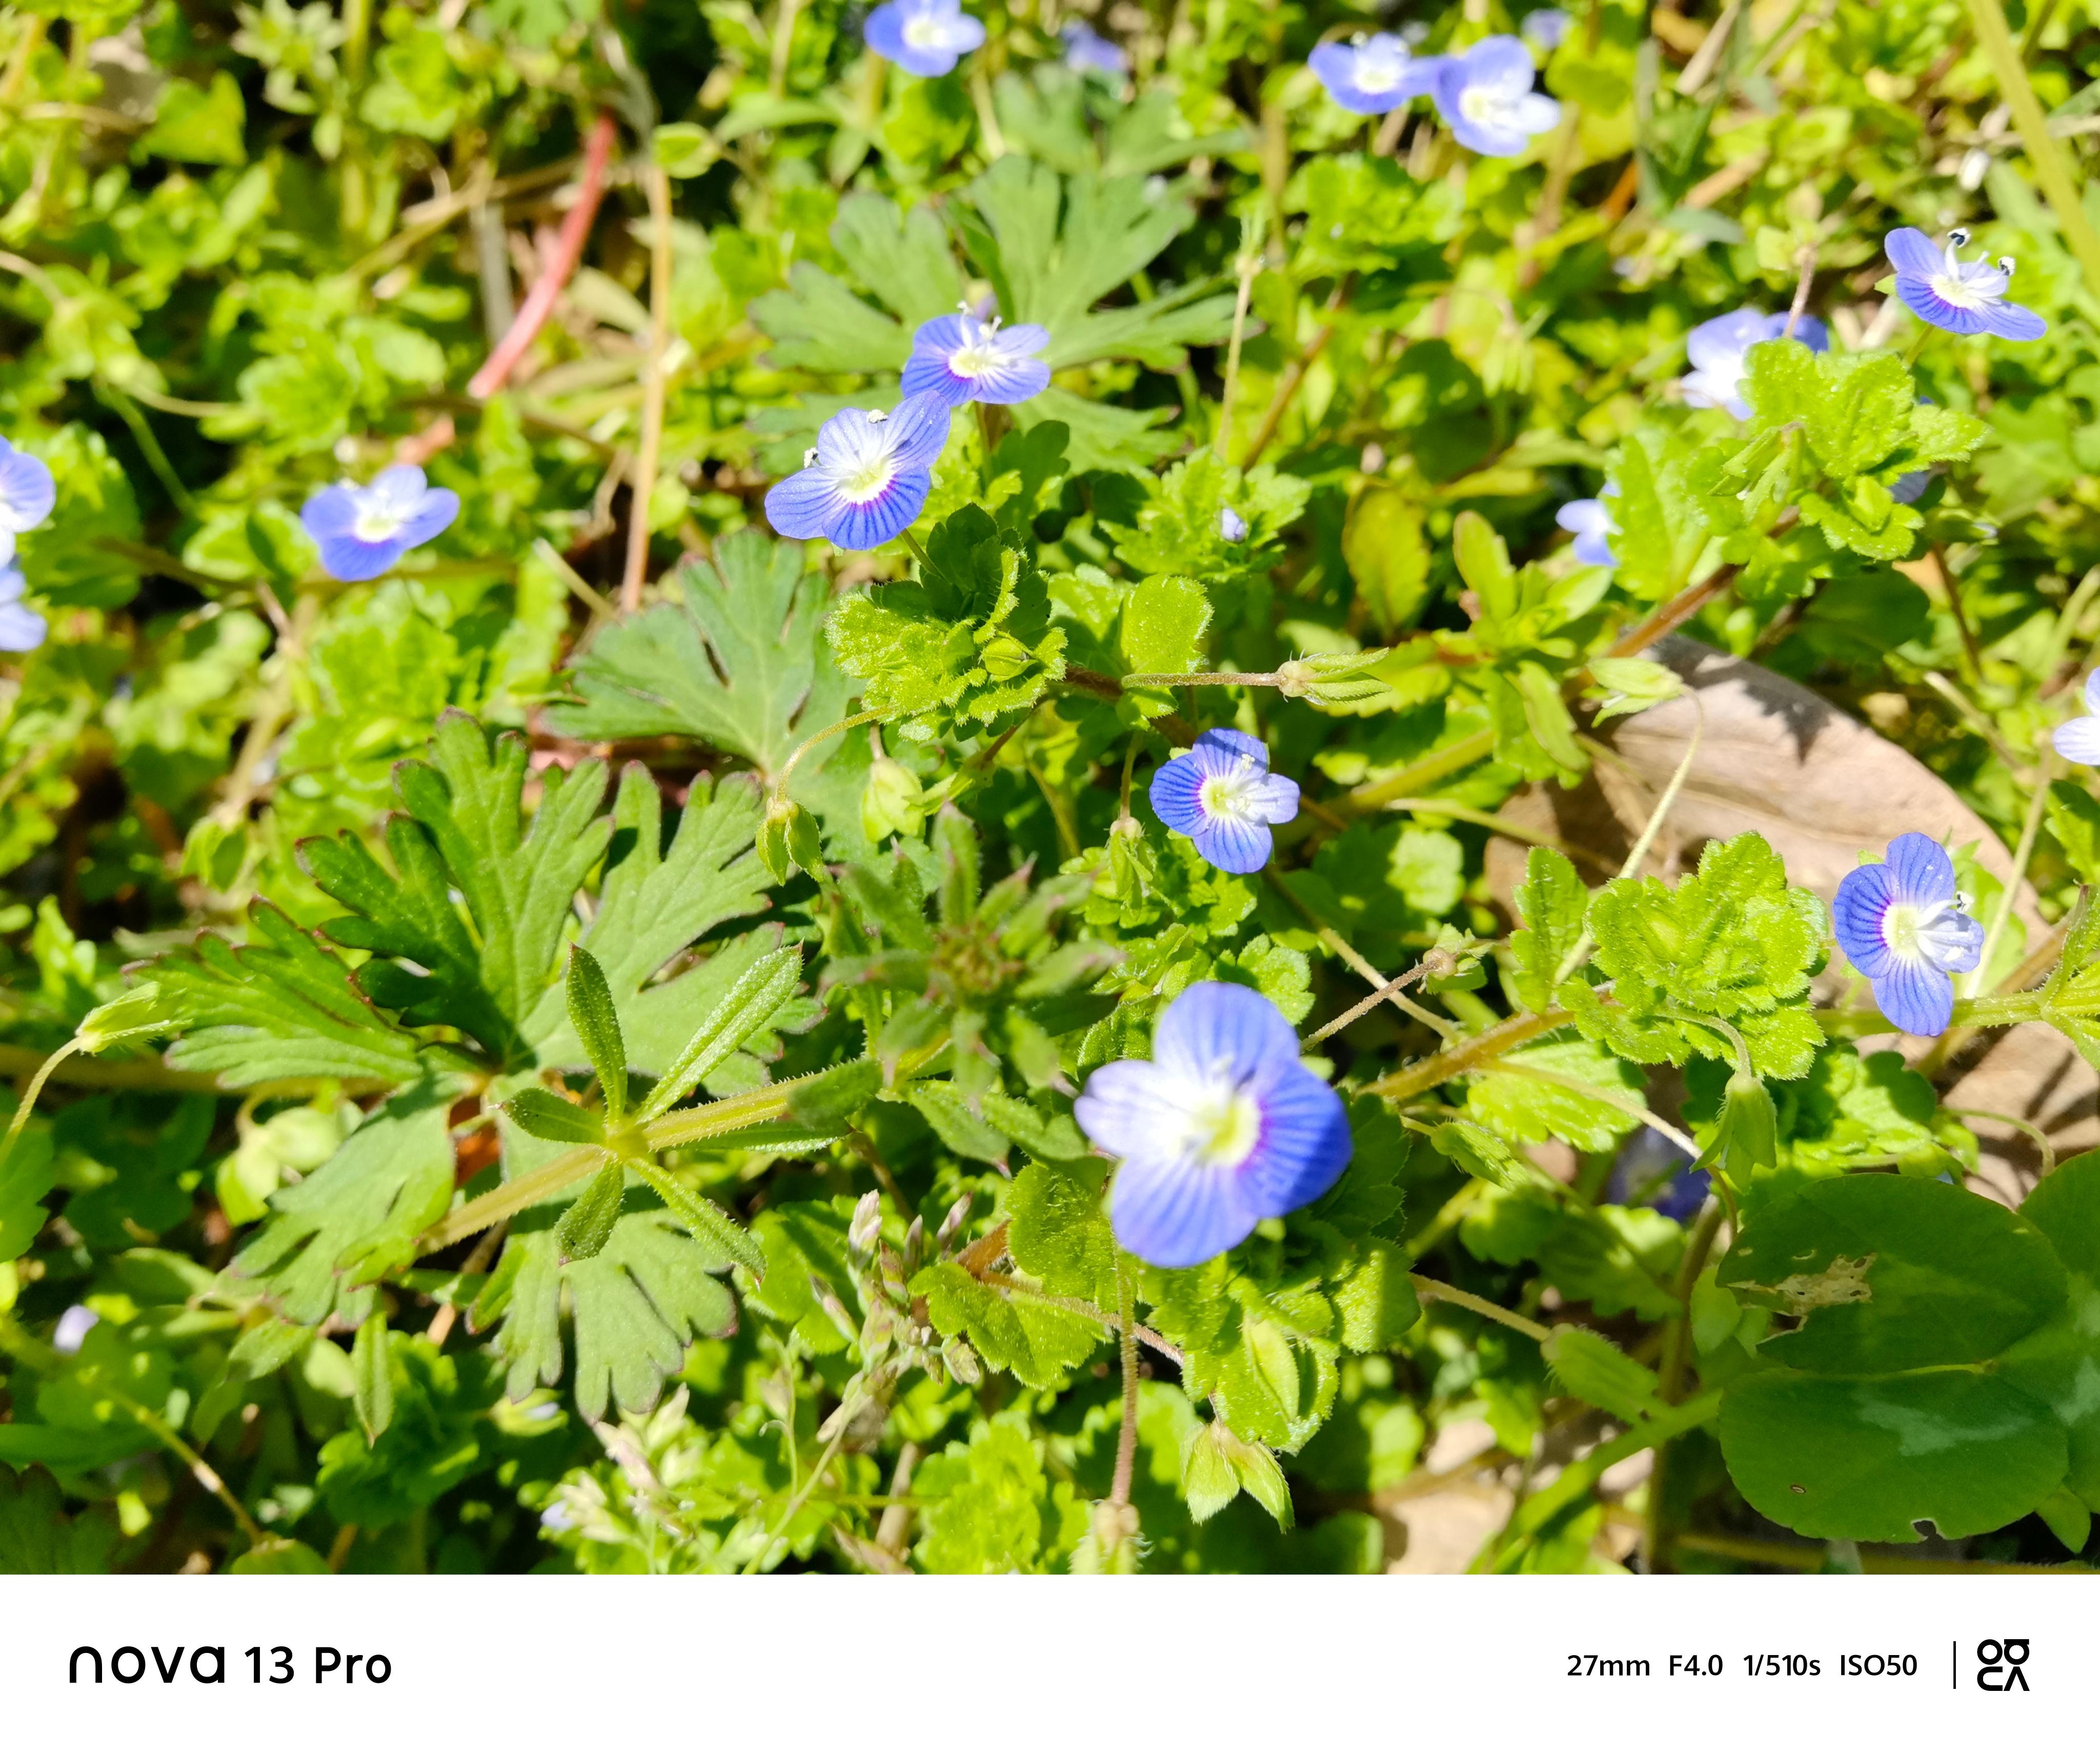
1355,45,1407,90
1883,895,1976,972
1460,80,1517,126
903,12,945,46
353,503,405,542
1198,757,1262,822
840,457,896,503
949,342,999,377
1175,1081,1263,1168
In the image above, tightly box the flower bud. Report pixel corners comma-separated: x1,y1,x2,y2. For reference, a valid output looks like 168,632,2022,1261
860,754,926,844
1712,1065,1778,1184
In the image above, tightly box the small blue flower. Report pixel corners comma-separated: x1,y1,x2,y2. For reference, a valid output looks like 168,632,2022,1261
1061,20,1126,77
1219,506,1247,543
0,438,56,538
1309,33,1440,115
901,313,1052,406
1430,36,1561,157
1149,728,1299,874
2052,671,2100,766
1075,982,1352,1267
764,394,953,550
301,465,460,583
1682,307,1829,421
1887,227,2048,342
1607,1126,1708,1221
1522,8,1571,50
0,562,46,652
864,0,985,77
1554,497,1617,567
1832,832,1984,1037
51,1303,98,1355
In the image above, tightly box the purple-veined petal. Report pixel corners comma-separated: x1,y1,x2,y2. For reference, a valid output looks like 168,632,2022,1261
827,470,930,549
1236,1060,1352,1218
1885,227,1944,278
960,355,1051,404
881,393,954,469
394,486,460,548
1190,814,1273,873
1152,981,1299,1087
813,406,888,473
1147,751,1208,835
1074,1058,1182,1159
1874,957,1954,1037
1883,830,1956,907
863,4,911,59
909,313,973,355
1896,276,1987,335
764,467,848,540
2086,671,2100,718
1980,300,2048,342
1190,726,1268,771
1832,861,1899,980
0,446,56,532
900,356,977,404
2053,715,2100,766
1000,323,1051,355
1109,1149,1259,1267
1244,771,1300,826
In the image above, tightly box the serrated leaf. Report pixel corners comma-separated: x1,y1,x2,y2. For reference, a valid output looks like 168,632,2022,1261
914,1260,1104,1389
151,904,426,1089
1504,846,1589,1012
1544,1325,1661,1421
1005,1153,1116,1307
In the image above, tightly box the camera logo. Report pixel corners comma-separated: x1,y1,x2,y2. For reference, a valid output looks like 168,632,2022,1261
1976,1640,2030,1693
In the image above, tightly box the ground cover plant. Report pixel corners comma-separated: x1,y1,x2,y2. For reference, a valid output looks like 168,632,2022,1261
6,0,2100,1576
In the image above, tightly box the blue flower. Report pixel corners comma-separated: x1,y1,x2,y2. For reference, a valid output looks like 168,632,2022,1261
1061,20,1126,77
764,394,953,550
1554,496,1617,567
51,1303,98,1355
864,0,985,77
1832,833,1984,1037
1607,1126,1708,1221
0,562,46,652
1075,982,1352,1267
1682,307,1829,421
1522,8,1571,50
1430,37,1561,157
2051,671,2100,765
1219,506,1247,543
0,438,56,538
901,313,1052,406
1148,728,1300,874
300,465,460,583
1308,33,1439,115
1887,227,2048,342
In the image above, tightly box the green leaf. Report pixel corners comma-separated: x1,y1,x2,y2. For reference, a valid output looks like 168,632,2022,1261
1504,847,1589,1012
624,1158,767,1279
0,1465,118,1573
546,533,857,806
228,1538,332,1574
1005,1153,1116,1308
151,905,426,1089
1545,1326,1662,1421
635,948,802,1123
142,72,248,165
0,1131,58,1264
502,1087,605,1145
2047,783,2100,885
565,947,628,1123
915,1260,1104,1389
1430,1119,1531,1190
351,1313,394,1445
1117,574,1211,684
302,716,613,1067
1343,488,1433,636
914,1416,1080,1574
1746,342,1914,478
556,1160,626,1262
232,1090,457,1325
1465,1036,1644,1153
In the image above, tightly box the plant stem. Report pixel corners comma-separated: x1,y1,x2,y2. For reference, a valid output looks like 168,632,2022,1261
620,162,674,615
1641,1199,1727,1573
1216,239,1260,463
776,708,886,799
1108,1252,1141,1511
1967,747,2052,998
1240,274,1352,467
1964,0,2100,294
2,1039,79,1151
1365,1007,1570,1103
1408,1275,1553,1344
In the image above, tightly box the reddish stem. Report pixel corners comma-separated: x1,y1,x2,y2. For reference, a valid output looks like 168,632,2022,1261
467,113,617,401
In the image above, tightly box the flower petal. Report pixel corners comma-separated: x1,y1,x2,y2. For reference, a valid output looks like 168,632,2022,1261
1244,771,1300,826
1236,1060,1352,1219
1074,1058,1182,1159
1883,831,1955,907
316,532,406,583
1874,958,1953,1037
1147,751,1208,835
1190,726,1268,771
0,598,46,653
370,464,430,503
882,393,955,470
1832,861,1899,979
2052,715,2100,767
1885,227,1944,278
962,356,1051,404
1896,276,1987,335
828,470,930,549
1152,981,1299,1086
1190,814,1273,873
394,487,460,548
0,448,56,532
300,484,362,540
1981,299,2048,342
1110,1150,1258,1268
764,467,849,540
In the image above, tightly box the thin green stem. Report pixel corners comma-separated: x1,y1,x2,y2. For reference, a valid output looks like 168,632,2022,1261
1108,1252,1141,1511
1964,0,2100,294
1365,1008,1570,1103
1967,748,2052,998
776,709,886,800
1409,1274,1553,1344
3,1038,80,1151
1216,239,1260,463
1643,1199,1727,1573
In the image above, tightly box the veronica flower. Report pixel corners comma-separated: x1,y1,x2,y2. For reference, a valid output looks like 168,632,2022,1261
1522,8,1571,50
1430,37,1561,157
1062,20,1126,77
864,0,985,77
0,438,55,539
1887,227,2048,342
300,465,460,583
764,394,953,550
1219,507,1248,543
901,312,1052,406
1075,982,1351,1268
1832,833,1984,1037
1555,497,1617,567
1607,1126,1708,1222
1149,728,1300,874
0,562,45,653
1308,33,1439,115
52,1304,99,1355
1681,308,1829,421
2052,672,2100,765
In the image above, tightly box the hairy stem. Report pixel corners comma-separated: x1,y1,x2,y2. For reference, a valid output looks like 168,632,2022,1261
620,162,675,615
1408,1275,1553,1344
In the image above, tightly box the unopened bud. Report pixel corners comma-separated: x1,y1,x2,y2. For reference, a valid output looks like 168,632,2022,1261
847,1190,881,1260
